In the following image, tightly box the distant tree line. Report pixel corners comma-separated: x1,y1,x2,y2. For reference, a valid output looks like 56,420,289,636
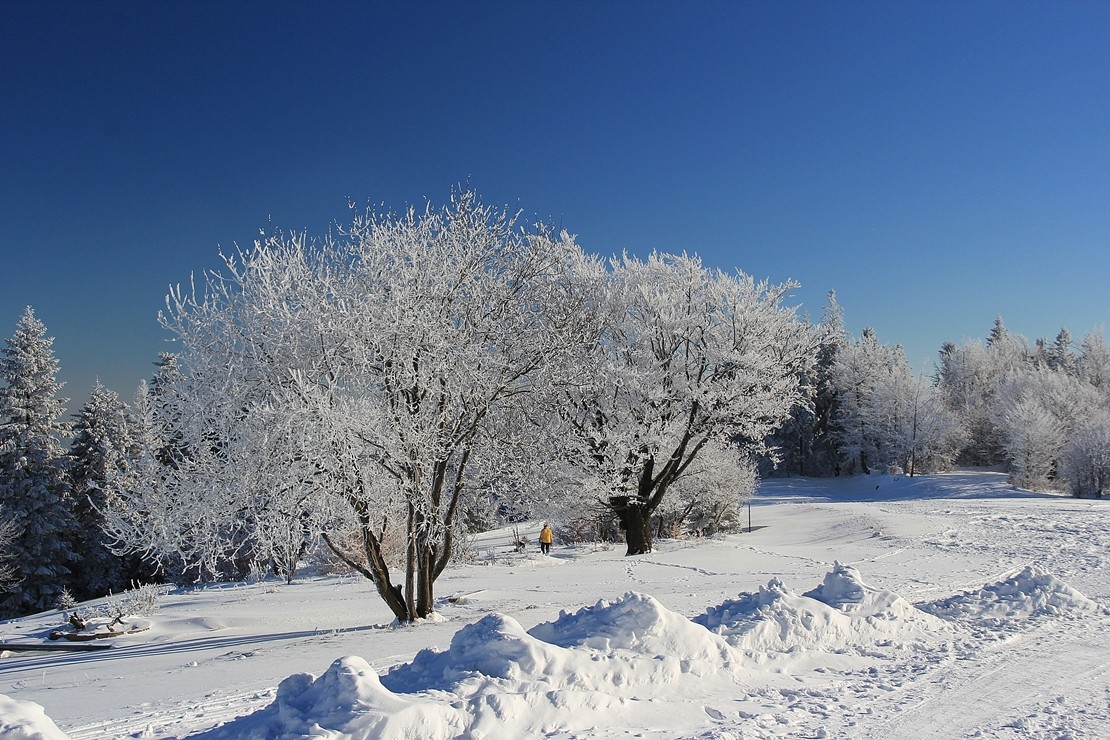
767,305,1110,498
2,191,1107,620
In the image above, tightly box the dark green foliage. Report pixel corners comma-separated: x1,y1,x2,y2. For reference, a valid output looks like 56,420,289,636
0,308,77,617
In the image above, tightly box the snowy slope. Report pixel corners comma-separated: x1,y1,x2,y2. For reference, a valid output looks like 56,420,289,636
1,470,1107,739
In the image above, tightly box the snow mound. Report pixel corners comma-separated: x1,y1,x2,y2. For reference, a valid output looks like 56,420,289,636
215,596,743,739
695,563,949,654
804,561,940,625
920,565,1103,622
0,694,69,740
528,591,738,672
199,656,464,740
384,612,574,691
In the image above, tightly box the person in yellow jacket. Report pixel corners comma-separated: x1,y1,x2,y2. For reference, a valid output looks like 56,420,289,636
539,523,554,555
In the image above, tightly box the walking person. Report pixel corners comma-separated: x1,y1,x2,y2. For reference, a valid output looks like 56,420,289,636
539,523,554,555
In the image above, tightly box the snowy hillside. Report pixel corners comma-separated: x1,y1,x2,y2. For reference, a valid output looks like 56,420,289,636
1,470,1108,739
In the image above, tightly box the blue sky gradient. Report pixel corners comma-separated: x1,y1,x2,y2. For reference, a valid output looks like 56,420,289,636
3,0,1108,405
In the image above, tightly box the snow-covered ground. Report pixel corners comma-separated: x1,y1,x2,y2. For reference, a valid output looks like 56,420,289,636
1,470,1108,739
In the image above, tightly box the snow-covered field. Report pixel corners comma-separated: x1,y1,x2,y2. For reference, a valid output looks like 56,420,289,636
2,470,1108,739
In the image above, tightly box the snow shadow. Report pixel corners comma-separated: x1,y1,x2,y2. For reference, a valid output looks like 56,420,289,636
0,624,383,676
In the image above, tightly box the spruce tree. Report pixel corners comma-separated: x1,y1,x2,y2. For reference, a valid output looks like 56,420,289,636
0,307,77,616
70,380,144,598
987,315,1008,346
1049,327,1076,375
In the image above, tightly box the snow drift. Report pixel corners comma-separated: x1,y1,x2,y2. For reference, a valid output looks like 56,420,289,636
202,592,743,739
919,564,1104,623
694,561,951,657
0,694,69,740
194,656,463,740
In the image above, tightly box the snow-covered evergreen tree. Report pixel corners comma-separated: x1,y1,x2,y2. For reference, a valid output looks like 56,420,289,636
0,507,20,593
1048,327,1077,376
829,328,892,474
936,319,1030,466
69,380,146,598
763,290,843,477
809,290,849,474
987,315,1009,347
0,307,77,616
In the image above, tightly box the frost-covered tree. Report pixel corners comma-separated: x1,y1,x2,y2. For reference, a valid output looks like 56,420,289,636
987,315,1008,347
102,380,185,579
938,317,1110,488
0,307,77,616
809,291,849,474
997,395,1065,489
989,368,1100,489
69,381,147,598
830,330,961,476
1059,412,1110,498
561,252,814,555
1048,327,1076,376
103,192,596,621
937,320,1030,466
829,328,893,474
765,290,843,477
1077,329,1110,392
867,360,962,475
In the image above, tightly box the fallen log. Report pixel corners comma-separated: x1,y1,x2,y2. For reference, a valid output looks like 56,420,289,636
48,626,149,642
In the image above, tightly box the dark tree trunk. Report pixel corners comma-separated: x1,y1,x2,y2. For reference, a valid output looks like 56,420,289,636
611,496,653,555
320,529,408,623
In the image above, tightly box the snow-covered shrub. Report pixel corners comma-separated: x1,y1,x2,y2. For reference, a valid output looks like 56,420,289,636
104,582,172,617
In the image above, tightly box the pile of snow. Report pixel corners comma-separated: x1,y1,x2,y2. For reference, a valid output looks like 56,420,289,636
205,593,742,739
0,694,69,740
197,656,463,740
382,611,580,691
920,565,1104,623
694,562,951,656
527,591,738,675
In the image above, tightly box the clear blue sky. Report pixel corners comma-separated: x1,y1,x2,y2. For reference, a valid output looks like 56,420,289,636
3,0,1108,407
